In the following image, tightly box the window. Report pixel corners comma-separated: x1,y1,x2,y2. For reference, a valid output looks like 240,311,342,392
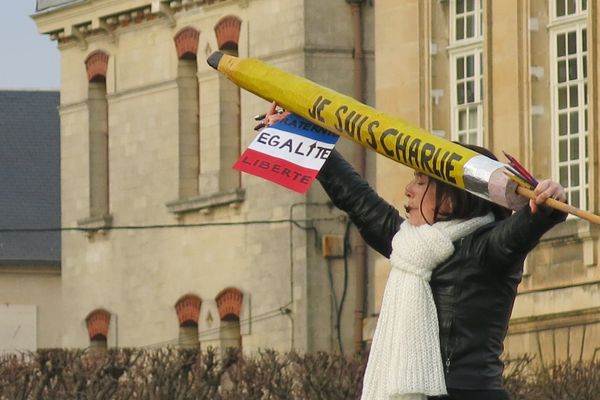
166,21,245,213
174,27,201,199
451,0,483,42
214,16,242,191
550,2,588,209
449,0,484,146
85,51,110,218
452,50,484,145
85,309,111,352
553,0,587,19
215,287,243,350
174,294,202,349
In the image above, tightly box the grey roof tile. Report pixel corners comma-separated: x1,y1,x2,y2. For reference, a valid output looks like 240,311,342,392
0,90,61,263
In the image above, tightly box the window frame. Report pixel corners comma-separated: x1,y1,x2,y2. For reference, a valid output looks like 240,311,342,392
549,13,589,211
549,0,587,22
448,0,485,147
449,0,484,46
449,48,485,146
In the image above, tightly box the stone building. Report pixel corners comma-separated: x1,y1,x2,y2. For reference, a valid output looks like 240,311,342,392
372,0,600,363
32,0,375,353
32,0,599,363
0,90,62,352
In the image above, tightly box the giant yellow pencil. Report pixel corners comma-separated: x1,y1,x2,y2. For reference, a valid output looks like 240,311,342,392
206,51,583,217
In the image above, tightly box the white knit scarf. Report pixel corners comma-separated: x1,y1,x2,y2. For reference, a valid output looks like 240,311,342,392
360,213,494,400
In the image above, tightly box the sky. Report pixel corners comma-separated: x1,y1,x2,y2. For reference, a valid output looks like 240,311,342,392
0,1,60,90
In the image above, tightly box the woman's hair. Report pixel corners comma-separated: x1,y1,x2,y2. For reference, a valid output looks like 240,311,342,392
426,143,512,223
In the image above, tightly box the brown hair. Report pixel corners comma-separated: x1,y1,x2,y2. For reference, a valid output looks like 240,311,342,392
426,143,512,223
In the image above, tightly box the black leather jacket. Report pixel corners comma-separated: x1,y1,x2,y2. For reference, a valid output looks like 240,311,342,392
317,150,565,390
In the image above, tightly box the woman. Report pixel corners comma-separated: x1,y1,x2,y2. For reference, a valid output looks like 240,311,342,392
260,106,567,400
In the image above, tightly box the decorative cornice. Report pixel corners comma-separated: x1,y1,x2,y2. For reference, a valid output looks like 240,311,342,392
215,287,243,320
106,79,178,102
508,306,600,334
540,218,600,242
175,294,202,326
0,263,61,275
58,100,87,115
517,280,600,296
166,188,245,214
174,27,200,59
37,0,233,46
214,15,241,50
85,309,111,340
77,213,113,232
41,5,155,46
85,50,109,81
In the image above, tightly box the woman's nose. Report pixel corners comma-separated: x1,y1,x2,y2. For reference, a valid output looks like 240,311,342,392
405,183,413,198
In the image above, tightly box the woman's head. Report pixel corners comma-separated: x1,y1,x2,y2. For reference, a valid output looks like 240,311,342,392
404,171,449,226
403,143,512,226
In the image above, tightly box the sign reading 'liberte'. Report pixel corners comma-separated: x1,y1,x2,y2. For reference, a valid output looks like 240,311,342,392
234,114,339,193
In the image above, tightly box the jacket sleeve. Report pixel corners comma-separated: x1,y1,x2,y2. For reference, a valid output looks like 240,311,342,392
317,149,403,258
474,205,567,271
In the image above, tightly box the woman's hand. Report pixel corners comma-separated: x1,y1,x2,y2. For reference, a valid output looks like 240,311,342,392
529,179,567,214
254,101,291,130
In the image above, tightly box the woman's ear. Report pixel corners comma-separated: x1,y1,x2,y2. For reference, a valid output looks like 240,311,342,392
439,193,454,215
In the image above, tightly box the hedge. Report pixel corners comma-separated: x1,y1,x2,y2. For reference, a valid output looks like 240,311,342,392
1,348,598,399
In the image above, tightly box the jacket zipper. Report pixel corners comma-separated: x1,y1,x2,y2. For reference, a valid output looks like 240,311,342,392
444,237,464,375
444,331,455,374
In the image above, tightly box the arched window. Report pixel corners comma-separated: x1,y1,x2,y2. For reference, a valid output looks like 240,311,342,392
174,294,202,349
85,50,110,218
215,287,243,349
214,16,242,191
174,27,201,199
85,308,111,352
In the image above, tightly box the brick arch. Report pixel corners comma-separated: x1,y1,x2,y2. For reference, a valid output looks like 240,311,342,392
85,309,111,340
174,294,202,326
174,27,200,59
85,50,109,82
214,16,241,51
215,287,243,321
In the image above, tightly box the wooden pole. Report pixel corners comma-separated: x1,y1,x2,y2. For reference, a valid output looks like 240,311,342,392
516,186,600,225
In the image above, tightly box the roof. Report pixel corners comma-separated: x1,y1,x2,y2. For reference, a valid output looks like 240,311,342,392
36,0,80,12
0,90,61,264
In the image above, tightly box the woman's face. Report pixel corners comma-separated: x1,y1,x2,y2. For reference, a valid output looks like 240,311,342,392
404,172,450,226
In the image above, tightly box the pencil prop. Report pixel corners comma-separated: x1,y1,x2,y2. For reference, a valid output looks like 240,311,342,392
503,151,538,187
503,170,533,190
207,52,600,222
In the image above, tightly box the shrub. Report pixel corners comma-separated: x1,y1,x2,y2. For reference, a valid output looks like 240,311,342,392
0,348,362,400
504,355,600,400
1,348,598,399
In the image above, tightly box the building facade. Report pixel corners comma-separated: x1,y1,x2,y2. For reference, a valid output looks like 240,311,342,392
31,0,599,363
33,0,375,353
372,0,600,363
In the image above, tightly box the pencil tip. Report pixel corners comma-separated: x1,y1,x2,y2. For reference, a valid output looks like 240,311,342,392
207,51,224,69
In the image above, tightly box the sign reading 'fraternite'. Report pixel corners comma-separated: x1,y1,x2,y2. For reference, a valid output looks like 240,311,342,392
234,114,339,193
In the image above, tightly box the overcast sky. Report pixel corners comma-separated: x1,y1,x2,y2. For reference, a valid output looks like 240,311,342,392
0,1,60,89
